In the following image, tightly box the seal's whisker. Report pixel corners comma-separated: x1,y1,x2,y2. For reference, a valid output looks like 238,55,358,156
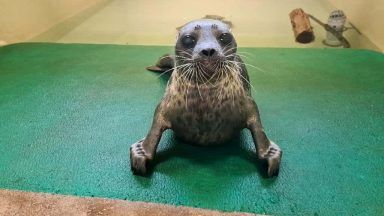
176,49,193,57
172,64,189,85
175,64,194,86
222,43,232,50
174,62,192,70
223,64,244,106
197,63,215,86
173,55,191,59
226,60,267,73
223,46,237,55
224,61,258,95
207,61,222,86
173,64,191,84
157,68,174,79
158,61,190,77
197,66,210,85
222,44,234,54
182,65,195,84
225,53,249,59
237,51,255,57
183,65,198,110
195,71,203,99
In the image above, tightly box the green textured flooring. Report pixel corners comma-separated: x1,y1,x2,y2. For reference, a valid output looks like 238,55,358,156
0,43,383,215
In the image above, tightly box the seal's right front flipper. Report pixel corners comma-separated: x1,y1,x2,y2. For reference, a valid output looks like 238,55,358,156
130,104,171,175
130,139,149,175
146,54,175,73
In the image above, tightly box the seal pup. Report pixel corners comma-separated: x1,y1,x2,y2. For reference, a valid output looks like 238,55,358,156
130,19,282,177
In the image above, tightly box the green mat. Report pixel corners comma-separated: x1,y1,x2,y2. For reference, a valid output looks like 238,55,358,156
0,43,383,215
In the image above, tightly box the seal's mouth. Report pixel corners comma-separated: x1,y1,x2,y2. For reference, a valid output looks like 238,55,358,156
196,57,224,69
191,56,228,77
200,58,217,65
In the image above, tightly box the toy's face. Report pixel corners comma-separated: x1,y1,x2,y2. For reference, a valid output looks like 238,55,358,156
327,10,346,29
175,19,237,76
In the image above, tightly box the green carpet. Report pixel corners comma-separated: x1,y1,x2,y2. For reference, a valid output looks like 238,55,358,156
0,43,383,215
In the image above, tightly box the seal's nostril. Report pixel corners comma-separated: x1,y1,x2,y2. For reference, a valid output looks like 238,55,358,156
201,49,216,57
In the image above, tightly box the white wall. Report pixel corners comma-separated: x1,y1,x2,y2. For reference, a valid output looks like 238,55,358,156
0,0,103,45
328,0,384,51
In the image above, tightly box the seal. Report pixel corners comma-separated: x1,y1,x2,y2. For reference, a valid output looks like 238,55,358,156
130,19,282,177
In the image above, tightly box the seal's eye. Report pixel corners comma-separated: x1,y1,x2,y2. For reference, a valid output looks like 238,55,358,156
219,33,233,45
181,35,196,48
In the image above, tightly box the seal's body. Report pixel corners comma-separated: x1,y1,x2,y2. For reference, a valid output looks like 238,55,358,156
130,19,282,177
164,73,247,145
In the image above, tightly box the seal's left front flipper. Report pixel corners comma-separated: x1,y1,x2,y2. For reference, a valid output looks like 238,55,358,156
246,102,282,177
146,54,175,73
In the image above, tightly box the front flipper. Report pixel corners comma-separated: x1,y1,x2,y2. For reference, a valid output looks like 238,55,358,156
130,105,170,175
146,54,174,73
258,140,282,177
246,102,282,177
130,139,150,175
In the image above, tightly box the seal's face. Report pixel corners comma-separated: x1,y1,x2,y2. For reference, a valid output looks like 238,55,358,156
175,19,238,81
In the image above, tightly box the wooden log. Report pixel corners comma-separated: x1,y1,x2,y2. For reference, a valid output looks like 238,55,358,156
289,8,315,43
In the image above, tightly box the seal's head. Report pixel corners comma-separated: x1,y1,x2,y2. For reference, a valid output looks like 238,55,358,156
175,19,238,81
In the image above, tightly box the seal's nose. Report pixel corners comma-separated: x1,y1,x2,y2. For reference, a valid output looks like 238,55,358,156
200,48,216,57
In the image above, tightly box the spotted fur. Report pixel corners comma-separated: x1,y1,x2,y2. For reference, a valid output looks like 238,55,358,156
163,63,249,145
130,19,282,177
